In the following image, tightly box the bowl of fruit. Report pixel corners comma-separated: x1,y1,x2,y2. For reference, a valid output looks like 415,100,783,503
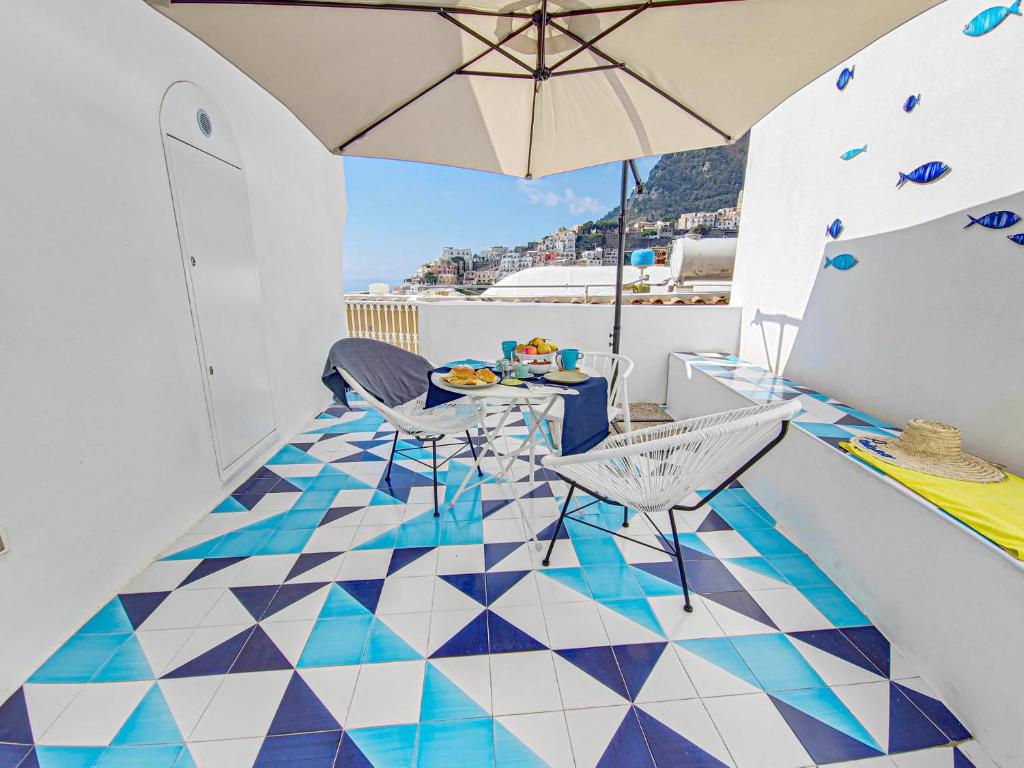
515,338,559,374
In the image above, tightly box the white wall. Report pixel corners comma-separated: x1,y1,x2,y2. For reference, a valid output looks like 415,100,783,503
0,0,346,696
667,362,1024,766
417,302,741,402
732,0,1024,472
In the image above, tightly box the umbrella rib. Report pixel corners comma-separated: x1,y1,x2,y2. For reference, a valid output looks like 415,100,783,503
549,63,625,77
548,2,650,73
548,18,731,141
459,71,535,79
337,18,535,153
550,0,744,19
439,11,534,74
168,0,534,19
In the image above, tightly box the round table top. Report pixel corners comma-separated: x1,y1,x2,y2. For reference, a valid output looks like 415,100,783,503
430,372,574,400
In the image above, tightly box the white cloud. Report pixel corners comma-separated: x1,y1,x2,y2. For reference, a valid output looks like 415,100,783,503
564,188,603,215
518,180,603,215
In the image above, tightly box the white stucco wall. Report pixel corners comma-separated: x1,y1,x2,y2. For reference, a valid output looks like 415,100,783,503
0,0,346,696
733,0,1024,472
417,302,742,403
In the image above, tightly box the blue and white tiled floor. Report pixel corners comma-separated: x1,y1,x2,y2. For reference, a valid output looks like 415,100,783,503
0,396,996,768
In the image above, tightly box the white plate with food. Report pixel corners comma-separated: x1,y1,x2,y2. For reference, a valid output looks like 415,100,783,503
442,366,500,389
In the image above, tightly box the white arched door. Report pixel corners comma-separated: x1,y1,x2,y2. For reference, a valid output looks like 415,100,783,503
161,82,276,477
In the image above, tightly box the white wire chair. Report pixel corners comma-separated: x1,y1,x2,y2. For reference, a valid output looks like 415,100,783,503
547,351,635,443
336,365,483,517
540,399,801,611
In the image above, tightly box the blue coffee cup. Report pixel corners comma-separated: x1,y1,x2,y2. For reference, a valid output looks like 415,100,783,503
558,349,582,371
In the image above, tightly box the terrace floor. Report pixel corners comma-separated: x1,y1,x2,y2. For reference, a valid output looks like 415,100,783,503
0,398,995,768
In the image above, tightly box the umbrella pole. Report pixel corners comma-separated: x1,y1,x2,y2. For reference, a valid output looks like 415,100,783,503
611,160,628,354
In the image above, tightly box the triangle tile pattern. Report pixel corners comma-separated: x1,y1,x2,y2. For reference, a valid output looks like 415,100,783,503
598,707,656,767
420,663,489,722
634,708,729,767
268,672,340,736
556,647,630,699
6,397,975,766
111,684,182,745
771,694,884,764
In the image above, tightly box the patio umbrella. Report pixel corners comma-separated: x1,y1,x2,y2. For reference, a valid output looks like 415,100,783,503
147,0,943,344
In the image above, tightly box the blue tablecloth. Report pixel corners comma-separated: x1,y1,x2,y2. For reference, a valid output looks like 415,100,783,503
425,367,609,456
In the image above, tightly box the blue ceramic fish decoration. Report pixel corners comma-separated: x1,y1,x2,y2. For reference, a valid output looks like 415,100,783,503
897,161,950,188
826,218,844,239
824,254,858,271
963,0,1021,36
836,66,855,91
841,145,868,161
964,210,1021,229
903,94,921,113
1008,233,1024,245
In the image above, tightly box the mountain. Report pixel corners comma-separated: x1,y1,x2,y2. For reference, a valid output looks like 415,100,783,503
602,132,749,224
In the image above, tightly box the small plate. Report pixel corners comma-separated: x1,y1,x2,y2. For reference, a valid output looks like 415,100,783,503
444,359,492,369
442,378,494,389
544,370,589,384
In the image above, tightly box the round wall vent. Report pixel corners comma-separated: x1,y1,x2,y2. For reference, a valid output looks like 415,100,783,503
196,108,213,137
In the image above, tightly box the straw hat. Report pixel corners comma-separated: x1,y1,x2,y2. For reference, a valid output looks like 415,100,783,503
851,419,1005,483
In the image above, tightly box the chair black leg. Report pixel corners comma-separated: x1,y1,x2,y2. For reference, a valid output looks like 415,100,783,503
668,509,693,612
466,430,483,478
621,505,630,528
542,483,575,566
384,430,399,482
432,438,440,517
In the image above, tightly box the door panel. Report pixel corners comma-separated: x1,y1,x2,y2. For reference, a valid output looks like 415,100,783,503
166,135,276,472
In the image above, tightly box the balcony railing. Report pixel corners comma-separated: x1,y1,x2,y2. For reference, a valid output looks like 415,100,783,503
345,296,420,353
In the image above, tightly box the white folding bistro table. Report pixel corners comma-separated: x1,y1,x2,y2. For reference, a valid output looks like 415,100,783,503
430,373,578,546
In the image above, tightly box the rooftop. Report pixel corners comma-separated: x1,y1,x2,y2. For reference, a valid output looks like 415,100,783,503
3,0,1022,767
0,396,987,768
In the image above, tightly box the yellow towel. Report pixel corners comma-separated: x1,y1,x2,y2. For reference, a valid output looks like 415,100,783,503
842,442,1024,560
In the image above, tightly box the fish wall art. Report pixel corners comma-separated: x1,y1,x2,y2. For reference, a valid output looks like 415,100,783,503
964,210,1021,229
824,254,859,271
963,0,1021,36
826,219,844,239
1008,234,1024,245
836,66,855,91
903,94,921,113
896,161,950,188
841,145,868,161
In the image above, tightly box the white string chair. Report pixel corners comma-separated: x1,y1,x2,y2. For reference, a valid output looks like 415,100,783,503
540,399,801,610
547,351,635,443
336,365,483,517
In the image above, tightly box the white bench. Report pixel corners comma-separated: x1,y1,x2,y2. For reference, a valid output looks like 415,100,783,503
667,352,1024,766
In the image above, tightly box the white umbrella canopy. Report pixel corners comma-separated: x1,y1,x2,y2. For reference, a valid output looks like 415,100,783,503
149,0,944,178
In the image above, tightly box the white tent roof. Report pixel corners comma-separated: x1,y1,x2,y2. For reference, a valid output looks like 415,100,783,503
485,264,673,296
147,0,944,178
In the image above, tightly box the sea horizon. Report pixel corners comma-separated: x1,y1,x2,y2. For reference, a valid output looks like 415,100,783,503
343,276,399,293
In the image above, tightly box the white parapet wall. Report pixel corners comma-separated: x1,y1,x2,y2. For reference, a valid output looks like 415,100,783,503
668,357,1024,765
733,0,1024,474
417,302,742,403
0,0,346,696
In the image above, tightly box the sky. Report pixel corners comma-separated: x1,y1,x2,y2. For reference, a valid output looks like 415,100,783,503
342,155,660,290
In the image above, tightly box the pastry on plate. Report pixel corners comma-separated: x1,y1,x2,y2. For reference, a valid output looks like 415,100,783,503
444,365,480,386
